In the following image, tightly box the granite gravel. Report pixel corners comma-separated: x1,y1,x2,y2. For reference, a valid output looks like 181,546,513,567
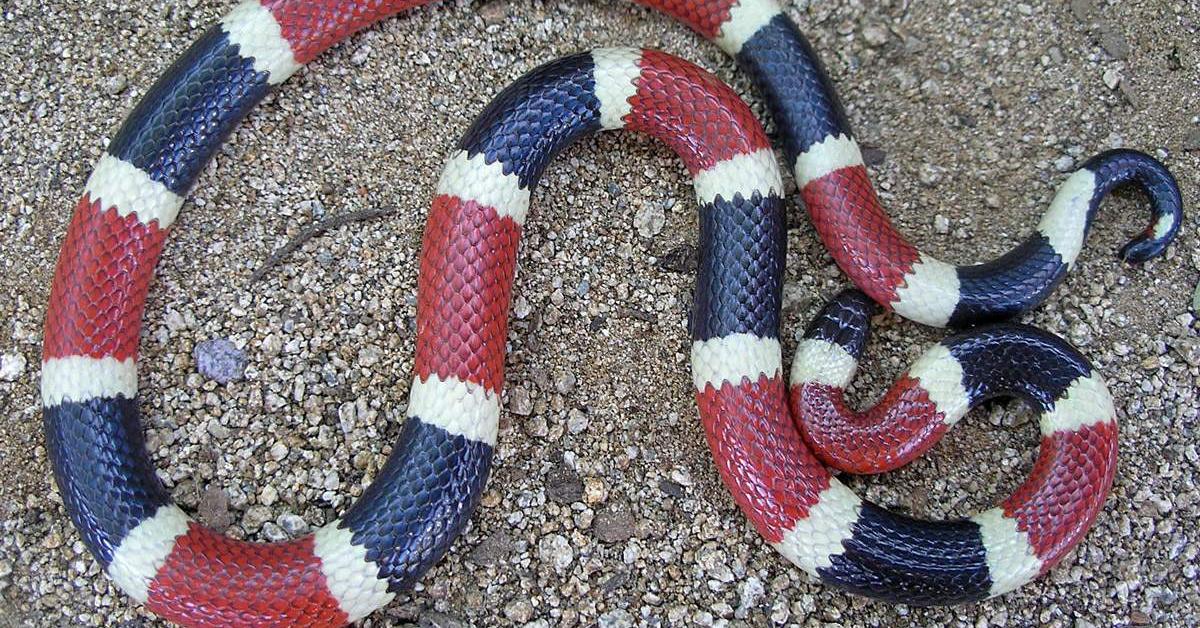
0,0,1198,626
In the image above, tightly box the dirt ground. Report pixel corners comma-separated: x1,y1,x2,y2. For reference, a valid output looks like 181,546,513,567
0,0,1197,625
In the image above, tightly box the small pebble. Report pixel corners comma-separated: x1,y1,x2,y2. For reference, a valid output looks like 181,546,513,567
918,163,941,186
862,23,890,47
278,514,309,536
583,477,608,504
508,386,533,415
567,408,589,434
101,74,127,95
504,600,533,623
537,534,574,572
554,372,577,394
1103,68,1122,90
737,576,765,617
545,462,583,503
478,1,508,25
598,609,634,628
206,419,230,440
593,504,635,543
0,353,26,382
259,485,279,506
261,522,287,542
193,338,247,384
242,506,272,533
356,345,383,368
197,488,232,531
861,145,887,166
634,203,666,238
350,45,371,66
469,531,514,566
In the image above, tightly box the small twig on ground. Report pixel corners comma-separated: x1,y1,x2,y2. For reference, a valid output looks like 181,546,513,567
250,206,400,282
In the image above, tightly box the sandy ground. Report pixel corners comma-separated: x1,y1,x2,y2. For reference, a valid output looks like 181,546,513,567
1,0,1198,625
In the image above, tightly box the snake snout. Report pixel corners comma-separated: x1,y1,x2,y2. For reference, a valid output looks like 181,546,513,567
1118,231,1170,264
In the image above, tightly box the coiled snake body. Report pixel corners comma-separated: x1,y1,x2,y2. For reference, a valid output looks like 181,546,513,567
41,0,1182,624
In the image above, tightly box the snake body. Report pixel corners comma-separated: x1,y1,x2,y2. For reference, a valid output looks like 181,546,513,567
788,290,1117,600
41,0,1181,623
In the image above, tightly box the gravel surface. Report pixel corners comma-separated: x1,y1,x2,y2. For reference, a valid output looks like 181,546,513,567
1,0,1198,625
